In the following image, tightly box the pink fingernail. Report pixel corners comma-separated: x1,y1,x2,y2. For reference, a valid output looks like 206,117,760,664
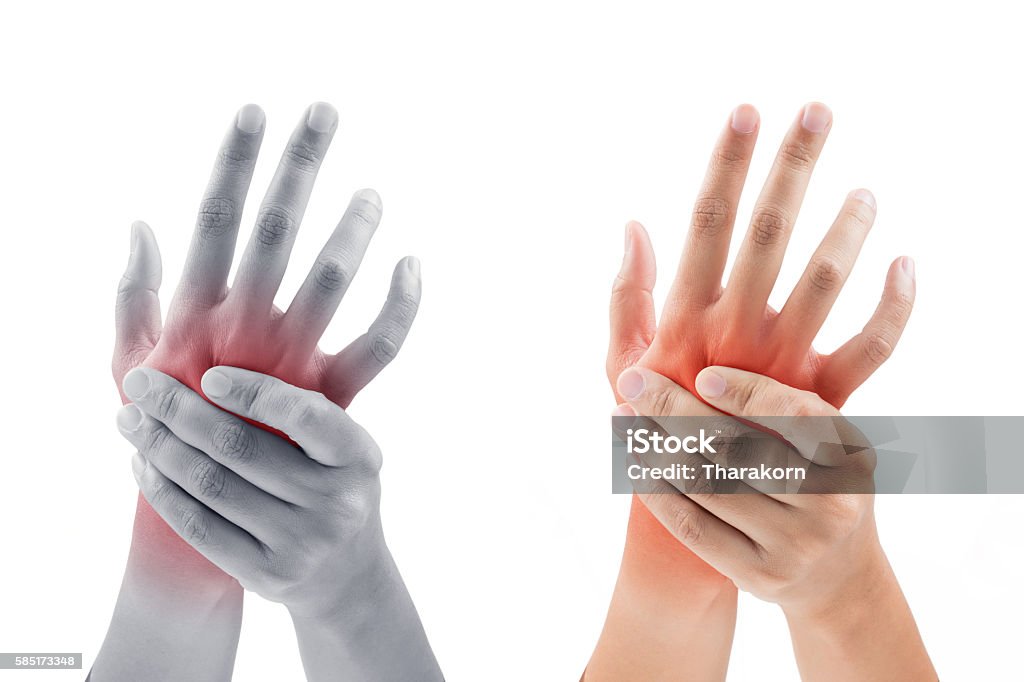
801,102,832,133
618,369,645,401
850,188,876,211
731,104,759,134
612,403,636,417
901,256,915,279
695,369,727,399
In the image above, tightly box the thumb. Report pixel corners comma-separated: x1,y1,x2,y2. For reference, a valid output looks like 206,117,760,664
616,366,711,417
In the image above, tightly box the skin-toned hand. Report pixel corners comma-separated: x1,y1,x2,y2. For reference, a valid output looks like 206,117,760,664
95,103,420,682
115,366,442,681
589,103,916,682
616,365,936,682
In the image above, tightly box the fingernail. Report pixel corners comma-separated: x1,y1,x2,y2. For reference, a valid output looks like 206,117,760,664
624,222,634,255
353,188,382,210
695,369,727,399
131,451,147,480
801,102,832,133
130,221,143,254
850,188,876,211
123,368,151,400
618,369,645,401
406,256,421,277
612,403,636,417
307,102,338,134
117,404,144,432
901,256,915,279
202,369,232,399
236,104,265,134
731,104,759,134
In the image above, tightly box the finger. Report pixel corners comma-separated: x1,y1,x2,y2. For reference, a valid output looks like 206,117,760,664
230,102,339,318
665,104,759,308
775,190,876,356
725,102,833,325
634,471,761,579
132,450,264,583
282,189,383,354
122,367,321,501
200,366,376,468
172,104,265,309
619,367,785,522
607,221,657,400
326,257,422,407
693,365,871,467
117,404,289,541
819,256,916,401
113,221,162,381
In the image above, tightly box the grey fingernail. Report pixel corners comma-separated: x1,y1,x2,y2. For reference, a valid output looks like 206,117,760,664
131,451,147,480
353,188,382,210
123,368,151,401
307,102,338,134
236,104,265,134
202,369,232,399
117,404,144,432
406,256,421,277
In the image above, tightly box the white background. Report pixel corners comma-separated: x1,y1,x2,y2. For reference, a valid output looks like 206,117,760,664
1,1,1023,680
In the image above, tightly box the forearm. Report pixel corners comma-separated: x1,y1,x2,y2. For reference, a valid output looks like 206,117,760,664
91,495,243,682
585,496,737,681
784,543,935,682
289,546,442,682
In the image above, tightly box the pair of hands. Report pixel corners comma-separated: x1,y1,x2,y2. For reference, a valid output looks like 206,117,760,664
592,103,931,680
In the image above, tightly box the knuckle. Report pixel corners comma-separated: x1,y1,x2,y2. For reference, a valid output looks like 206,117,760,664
291,396,333,433
668,504,706,547
189,459,227,501
777,140,816,171
863,332,895,365
388,291,420,328
887,292,915,322
711,145,747,169
255,205,298,247
196,196,237,239
690,195,731,238
142,423,172,456
284,141,323,171
646,388,676,418
217,144,255,172
212,419,258,464
347,203,381,230
179,507,211,547
312,256,351,293
153,388,183,422
750,206,790,247
842,202,874,229
370,332,400,365
146,472,173,506
807,255,844,292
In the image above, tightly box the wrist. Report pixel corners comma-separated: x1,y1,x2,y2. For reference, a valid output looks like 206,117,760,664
287,542,442,682
781,536,892,632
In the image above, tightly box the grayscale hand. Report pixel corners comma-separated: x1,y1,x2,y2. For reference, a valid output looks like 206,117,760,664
93,103,420,682
116,366,442,681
